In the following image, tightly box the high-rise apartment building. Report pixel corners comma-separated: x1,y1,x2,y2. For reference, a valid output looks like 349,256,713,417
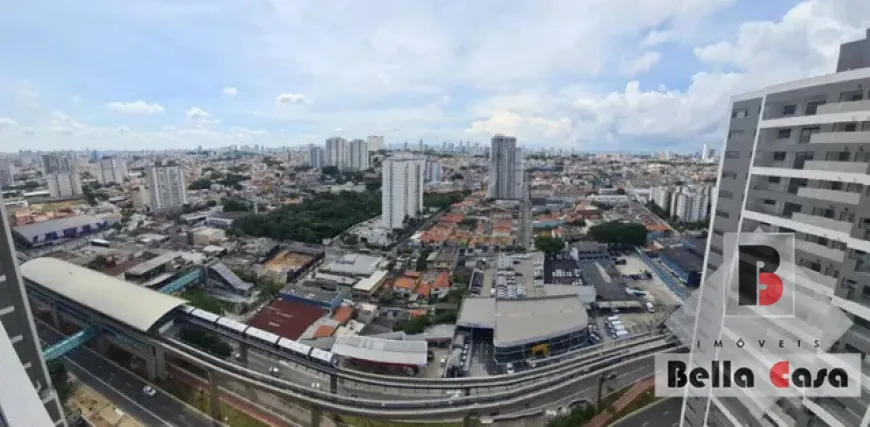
145,165,187,211
682,29,870,427
41,153,75,175
309,146,325,170
381,155,424,230
367,135,385,152
348,139,370,171
96,156,127,185
0,157,16,188
487,134,523,200
672,190,709,223
425,160,442,183
46,172,83,199
0,196,68,426
325,137,348,170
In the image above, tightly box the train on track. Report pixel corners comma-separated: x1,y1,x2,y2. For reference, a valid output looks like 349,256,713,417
179,305,339,369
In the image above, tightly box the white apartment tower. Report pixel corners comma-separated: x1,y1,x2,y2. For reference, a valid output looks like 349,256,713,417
348,139,370,171
46,172,83,198
425,160,443,183
96,156,127,185
325,137,348,170
381,155,425,230
146,165,188,211
309,146,325,170
680,29,870,427
0,157,16,188
487,134,523,200
367,135,385,152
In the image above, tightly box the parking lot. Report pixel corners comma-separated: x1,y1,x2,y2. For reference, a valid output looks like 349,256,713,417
614,254,682,306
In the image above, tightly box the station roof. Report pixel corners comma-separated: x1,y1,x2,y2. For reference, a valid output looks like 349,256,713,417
659,247,704,273
331,335,429,366
493,295,589,348
20,257,186,333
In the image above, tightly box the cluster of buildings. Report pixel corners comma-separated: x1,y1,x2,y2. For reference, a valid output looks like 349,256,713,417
308,137,378,171
649,184,713,223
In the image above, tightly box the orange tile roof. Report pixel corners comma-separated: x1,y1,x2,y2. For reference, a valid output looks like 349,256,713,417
404,271,420,278
394,277,418,290
645,224,671,232
415,283,431,298
332,306,353,325
313,324,336,338
408,309,427,318
432,272,450,289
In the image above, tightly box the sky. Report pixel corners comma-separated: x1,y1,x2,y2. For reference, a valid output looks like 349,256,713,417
1,0,869,153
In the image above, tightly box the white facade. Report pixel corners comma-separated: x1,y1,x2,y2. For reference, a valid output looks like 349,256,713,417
487,134,523,200
146,165,187,210
425,160,442,183
367,135,385,152
381,156,425,230
309,146,325,170
348,139,370,171
96,156,127,185
325,137,348,169
0,157,15,188
672,191,708,223
46,172,83,198
41,152,75,175
651,186,672,213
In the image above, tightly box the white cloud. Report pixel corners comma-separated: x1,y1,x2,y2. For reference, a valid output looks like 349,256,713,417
0,117,19,130
222,87,238,97
105,100,165,115
619,51,662,77
186,106,217,125
276,93,310,105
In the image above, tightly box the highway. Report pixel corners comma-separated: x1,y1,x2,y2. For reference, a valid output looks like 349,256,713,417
611,398,682,427
36,321,215,427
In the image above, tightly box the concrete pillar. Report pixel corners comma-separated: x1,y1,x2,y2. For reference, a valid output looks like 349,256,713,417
154,345,168,380
50,302,61,329
96,333,110,354
310,406,321,427
329,374,338,394
208,370,222,422
145,351,157,382
238,342,249,364
463,413,477,427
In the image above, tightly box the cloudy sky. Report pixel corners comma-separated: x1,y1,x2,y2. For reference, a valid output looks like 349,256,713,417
1,0,869,153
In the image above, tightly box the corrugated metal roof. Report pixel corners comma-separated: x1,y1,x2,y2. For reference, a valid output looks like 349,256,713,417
331,336,428,366
493,295,588,348
13,215,106,241
20,257,185,333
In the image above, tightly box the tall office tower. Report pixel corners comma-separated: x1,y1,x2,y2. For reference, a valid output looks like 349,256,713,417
381,155,424,230
0,196,68,426
348,139,370,171
487,134,523,200
145,165,188,211
425,160,442,183
0,157,16,188
41,152,75,175
96,156,127,185
46,172,83,198
309,146,325,170
325,137,348,170
681,29,870,427
701,144,710,161
367,135,385,152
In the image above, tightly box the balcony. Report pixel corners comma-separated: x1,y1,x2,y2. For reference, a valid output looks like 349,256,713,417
795,239,846,262
810,398,863,427
796,187,861,204
803,160,870,174
809,130,870,144
816,99,870,115
747,203,780,216
795,266,837,296
791,212,854,234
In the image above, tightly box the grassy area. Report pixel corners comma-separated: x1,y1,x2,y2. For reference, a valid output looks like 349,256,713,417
608,389,659,422
162,381,269,427
336,416,460,427
181,288,235,314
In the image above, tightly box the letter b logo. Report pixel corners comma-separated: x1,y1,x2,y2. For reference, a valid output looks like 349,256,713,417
725,233,795,318
737,244,783,306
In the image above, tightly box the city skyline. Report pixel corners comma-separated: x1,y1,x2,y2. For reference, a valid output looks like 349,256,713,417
1,0,868,152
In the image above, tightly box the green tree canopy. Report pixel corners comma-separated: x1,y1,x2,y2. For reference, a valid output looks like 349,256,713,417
588,221,648,247
534,235,566,258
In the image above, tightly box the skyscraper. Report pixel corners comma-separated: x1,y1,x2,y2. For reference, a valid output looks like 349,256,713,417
367,135,385,152
309,146,325,170
0,195,67,426
325,137,348,170
381,155,424,230
487,134,523,200
425,160,442,183
681,29,870,427
41,152,75,175
146,165,188,211
348,139,370,171
96,156,127,185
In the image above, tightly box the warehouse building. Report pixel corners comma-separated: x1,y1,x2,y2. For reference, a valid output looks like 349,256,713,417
12,215,113,248
658,247,703,287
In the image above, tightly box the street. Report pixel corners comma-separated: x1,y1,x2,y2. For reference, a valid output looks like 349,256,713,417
611,398,682,427
36,321,216,427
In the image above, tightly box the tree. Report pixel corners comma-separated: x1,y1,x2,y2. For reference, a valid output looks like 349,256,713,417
188,178,213,190
569,218,587,227
535,235,566,258
321,166,340,176
587,221,648,247
221,198,249,212
47,360,73,402
343,234,359,245
179,326,233,359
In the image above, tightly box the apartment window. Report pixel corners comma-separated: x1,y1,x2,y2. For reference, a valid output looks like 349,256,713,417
782,104,797,115
713,228,724,236
845,123,858,132
732,109,748,118
725,150,741,159
710,246,724,256
768,176,781,183
719,190,734,199
722,171,738,179
805,101,825,115
773,152,787,161
715,209,731,219
763,199,776,205
727,130,744,140
798,127,820,144
825,151,850,161
777,129,792,139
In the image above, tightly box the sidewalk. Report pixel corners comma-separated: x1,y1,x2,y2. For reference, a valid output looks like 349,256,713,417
170,366,295,427
586,378,655,427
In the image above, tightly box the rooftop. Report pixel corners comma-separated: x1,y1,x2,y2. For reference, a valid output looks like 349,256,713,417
659,247,704,273
20,257,185,333
494,295,589,348
324,253,383,276
456,297,496,329
13,215,107,242
246,300,327,340
125,251,182,276
332,336,429,366
579,261,638,301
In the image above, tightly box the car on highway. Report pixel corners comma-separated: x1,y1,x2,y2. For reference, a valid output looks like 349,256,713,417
142,385,156,397
269,366,280,376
